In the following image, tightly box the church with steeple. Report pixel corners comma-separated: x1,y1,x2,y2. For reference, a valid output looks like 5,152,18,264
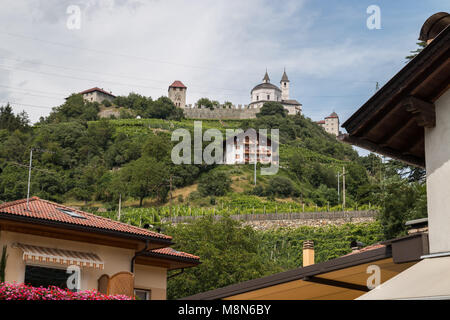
249,69,302,115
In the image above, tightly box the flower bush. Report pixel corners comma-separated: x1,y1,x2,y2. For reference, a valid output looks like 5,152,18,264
0,282,133,300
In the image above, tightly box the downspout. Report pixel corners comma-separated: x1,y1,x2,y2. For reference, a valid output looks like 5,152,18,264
131,240,149,273
167,268,184,279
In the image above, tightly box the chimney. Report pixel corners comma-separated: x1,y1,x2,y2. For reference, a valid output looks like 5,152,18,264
350,240,364,252
303,240,314,267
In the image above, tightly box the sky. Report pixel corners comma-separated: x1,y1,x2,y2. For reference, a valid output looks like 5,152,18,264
0,0,447,127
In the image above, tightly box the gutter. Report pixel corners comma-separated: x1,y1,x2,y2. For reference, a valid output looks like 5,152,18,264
0,213,173,246
131,240,150,273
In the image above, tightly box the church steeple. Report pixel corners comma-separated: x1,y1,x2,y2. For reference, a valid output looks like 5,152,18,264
263,69,270,83
281,68,289,82
280,68,290,100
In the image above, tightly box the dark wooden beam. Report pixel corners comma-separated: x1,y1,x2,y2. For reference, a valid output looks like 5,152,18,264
302,276,370,292
403,96,436,128
378,116,417,148
339,134,425,168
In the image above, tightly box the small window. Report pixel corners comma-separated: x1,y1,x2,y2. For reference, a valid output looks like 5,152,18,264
256,96,259,101
267,95,270,100
284,83,286,87
134,289,151,300
57,208,87,219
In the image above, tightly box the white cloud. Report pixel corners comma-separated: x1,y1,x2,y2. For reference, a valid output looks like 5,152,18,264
0,0,425,123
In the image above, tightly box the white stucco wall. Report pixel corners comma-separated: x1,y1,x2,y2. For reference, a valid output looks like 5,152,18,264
281,81,289,100
251,88,281,103
0,231,167,299
425,89,450,253
324,117,339,136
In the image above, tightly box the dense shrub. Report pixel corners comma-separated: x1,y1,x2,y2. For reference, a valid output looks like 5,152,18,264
266,176,294,197
0,282,132,300
198,171,231,196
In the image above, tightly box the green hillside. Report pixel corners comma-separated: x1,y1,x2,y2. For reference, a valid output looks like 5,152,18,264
0,94,426,239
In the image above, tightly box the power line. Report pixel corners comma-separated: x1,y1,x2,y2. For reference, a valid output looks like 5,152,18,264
1,31,238,73
0,55,250,93
0,101,53,110
0,64,248,97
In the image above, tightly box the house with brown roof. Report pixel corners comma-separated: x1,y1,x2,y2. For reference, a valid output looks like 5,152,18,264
0,197,200,300
316,112,340,136
70,87,116,104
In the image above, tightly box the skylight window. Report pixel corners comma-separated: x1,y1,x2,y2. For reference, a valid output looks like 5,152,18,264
56,208,87,219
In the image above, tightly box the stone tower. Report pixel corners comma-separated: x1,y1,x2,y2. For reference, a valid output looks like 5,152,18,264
168,80,187,108
280,68,290,101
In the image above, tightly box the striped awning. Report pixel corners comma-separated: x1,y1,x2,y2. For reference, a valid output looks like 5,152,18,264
13,243,104,269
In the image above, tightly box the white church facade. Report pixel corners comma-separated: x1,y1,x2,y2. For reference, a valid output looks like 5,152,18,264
169,69,302,117
249,70,302,115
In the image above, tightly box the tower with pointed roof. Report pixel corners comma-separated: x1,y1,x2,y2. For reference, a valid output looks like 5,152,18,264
263,69,270,83
168,80,187,108
280,68,290,101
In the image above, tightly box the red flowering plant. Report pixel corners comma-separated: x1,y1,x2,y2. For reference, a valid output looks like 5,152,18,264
0,282,133,300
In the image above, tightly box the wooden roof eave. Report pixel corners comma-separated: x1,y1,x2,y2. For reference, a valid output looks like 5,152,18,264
340,26,449,167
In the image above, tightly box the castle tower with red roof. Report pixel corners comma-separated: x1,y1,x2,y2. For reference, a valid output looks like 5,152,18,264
168,80,187,108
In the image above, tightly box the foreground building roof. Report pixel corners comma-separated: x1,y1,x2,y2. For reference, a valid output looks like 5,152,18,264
182,233,428,300
0,197,171,242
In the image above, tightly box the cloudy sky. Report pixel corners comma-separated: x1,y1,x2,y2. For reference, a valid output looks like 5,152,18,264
0,0,447,124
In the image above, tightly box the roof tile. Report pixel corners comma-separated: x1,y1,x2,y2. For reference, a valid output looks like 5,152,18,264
0,197,171,240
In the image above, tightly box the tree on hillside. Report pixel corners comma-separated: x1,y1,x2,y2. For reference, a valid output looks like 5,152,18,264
198,171,231,196
120,157,168,206
257,102,287,118
42,94,99,123
197,98,214,110
166,215,282,299
148,96,184,120
141,134,170,162
266,176,294,198
0,104,29,131
378,176,427,239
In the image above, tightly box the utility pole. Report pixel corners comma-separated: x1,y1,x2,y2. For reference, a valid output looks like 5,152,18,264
342,166,346,210
118,193,122,221
254,144,257,186
337,172,340,203
26,148,33,211
169,175,173,217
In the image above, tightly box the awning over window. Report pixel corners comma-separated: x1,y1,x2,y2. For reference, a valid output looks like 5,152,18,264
13,243,104,270
357,256,450,300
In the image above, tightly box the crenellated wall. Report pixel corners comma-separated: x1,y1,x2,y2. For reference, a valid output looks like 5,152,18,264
183,105,260,119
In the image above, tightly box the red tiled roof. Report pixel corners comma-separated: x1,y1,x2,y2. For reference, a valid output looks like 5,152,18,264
79,87,115,97
169,80,187,88
326,112,339,119
316,120,325,124
151,247,200,261
342,243,385,256
0,197,171,241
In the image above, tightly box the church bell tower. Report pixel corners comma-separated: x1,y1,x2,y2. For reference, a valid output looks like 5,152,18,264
280,69,290,101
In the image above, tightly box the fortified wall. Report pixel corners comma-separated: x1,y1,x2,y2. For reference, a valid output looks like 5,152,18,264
182,104,260,120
